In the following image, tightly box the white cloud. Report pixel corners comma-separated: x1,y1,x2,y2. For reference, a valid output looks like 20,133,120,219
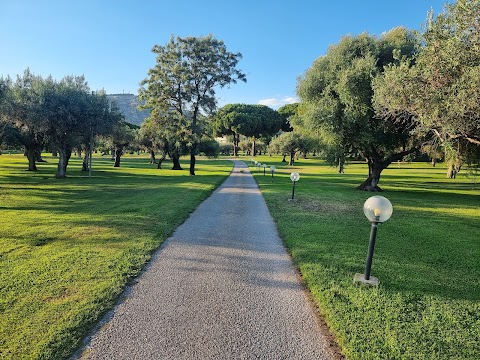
258,96,299,109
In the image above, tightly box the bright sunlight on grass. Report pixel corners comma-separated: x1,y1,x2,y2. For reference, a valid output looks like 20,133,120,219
0,153,232,359
251,156,479,360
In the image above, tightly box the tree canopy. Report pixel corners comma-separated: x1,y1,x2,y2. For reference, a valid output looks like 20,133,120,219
297,27,425,190
214,103,283,156
374,0,480,177
139,34,246,175
0,69,122,177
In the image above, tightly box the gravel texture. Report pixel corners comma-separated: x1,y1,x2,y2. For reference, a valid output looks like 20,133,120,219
77,160,334,360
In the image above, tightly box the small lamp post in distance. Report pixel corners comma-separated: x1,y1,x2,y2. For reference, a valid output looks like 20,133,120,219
354,195,393,286
270,165,276,181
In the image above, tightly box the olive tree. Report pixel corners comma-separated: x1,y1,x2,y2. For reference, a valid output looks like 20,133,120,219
297,27,425,191
373,0,480,178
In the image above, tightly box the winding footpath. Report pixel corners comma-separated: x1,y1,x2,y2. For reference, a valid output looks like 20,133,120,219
77,160,334,360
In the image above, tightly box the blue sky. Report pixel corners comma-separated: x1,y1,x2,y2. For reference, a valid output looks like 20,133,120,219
0,0,447,109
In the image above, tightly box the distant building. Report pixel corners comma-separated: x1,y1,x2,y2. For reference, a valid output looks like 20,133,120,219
107,94,150,126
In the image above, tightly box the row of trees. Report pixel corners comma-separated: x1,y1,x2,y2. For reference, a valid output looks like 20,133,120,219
210,0,478,190
2,0,478,190
0,70,133,177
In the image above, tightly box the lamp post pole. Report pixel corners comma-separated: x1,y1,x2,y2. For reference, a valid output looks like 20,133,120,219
364,217,379,280
354,196,393,286
270,166,276,182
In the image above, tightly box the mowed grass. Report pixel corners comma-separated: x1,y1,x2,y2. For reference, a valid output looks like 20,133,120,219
251,156,479,360
0,153,232,359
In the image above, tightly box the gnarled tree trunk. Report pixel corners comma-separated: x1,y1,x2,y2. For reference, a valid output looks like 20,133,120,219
35,150,47,163
25,146,37,171
357,158,386,192
171,151,182,170
114,145,123,167
56,146,72,178
447,162,461,178
288,150,295,166
82,152,89,171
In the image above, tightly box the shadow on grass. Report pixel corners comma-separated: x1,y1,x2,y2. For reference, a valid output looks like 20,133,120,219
261,184,479,302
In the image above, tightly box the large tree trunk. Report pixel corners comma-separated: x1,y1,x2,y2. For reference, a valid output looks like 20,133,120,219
149,149,157,164
82,152,89,171
357,159,385,191
233,133,239,157
282,153,287,163
56,146,71,178
171,152,182,170
338,156,345,173
114,145,123,167
251,137,256,156
189,152,196,176
447,162,461,178
25,146,37,171
35,150,47,163
288,150,295,166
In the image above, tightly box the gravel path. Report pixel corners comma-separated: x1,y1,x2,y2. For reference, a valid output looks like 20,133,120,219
78,160,334,360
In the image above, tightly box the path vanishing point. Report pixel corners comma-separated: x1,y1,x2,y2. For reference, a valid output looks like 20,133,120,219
77,160,335,360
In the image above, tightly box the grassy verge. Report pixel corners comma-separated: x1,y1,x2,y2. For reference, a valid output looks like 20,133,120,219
251,156,479,360
0,153,232,359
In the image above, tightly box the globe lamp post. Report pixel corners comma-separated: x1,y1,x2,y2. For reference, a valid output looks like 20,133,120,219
270,165,276,182
354,196,393,286
262,163,267,175
290,172,300,199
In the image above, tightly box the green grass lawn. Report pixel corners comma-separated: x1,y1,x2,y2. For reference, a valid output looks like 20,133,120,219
0,153,233,359
251,156,479,360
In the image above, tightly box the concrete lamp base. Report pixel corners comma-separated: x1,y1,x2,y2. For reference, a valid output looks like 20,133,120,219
354,273,379,286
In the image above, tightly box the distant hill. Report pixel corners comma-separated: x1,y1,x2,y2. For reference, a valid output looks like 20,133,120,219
107,94,150,126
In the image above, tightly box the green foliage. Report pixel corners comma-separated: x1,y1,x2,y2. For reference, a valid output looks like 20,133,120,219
277,103,298,132
297,28,423,189
214,103,283,138
0,153,232,359
374,0,480,173
214,103,282,156
139,34,246,175
268,132,312,165
198,136,220,158
252,155,480,360
0,70,122,176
